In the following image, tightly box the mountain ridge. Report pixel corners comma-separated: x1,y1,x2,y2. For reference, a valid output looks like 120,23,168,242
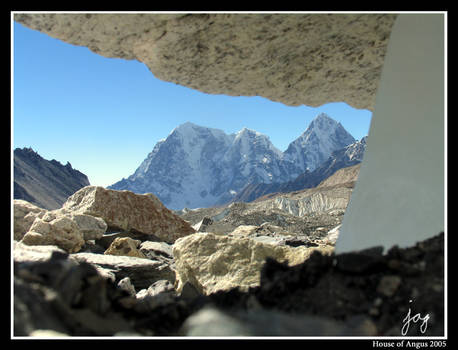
232,136,367,203
109,113,357,210
13,147,90,210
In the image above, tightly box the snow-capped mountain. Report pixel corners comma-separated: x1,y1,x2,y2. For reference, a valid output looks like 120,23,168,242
109,122,299,209
283,113,356,176
109,114,356,210
232,136,367,203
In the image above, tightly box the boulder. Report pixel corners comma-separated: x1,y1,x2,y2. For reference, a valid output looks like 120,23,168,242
135,280,177,312
70,252,176,290
13,200,46,240
181,306,377,336
62,186,196,243
229,225,258,236
71,213,107,241
13,241,67,263
104,237,146,259
96,231,155,250
139,241,174,266
21,212,85,253
14,250,133,336
173,232,334,295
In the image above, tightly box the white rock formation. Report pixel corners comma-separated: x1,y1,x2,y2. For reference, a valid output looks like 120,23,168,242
172,232,333,295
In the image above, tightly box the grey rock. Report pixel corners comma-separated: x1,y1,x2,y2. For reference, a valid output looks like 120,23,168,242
71,214,107,241
139,241,173,259
70,252,176,290
179,282,202,301
135,280,177,312
14,251,133,336
13,241,67,264
181,306,377,336
117,277,136,297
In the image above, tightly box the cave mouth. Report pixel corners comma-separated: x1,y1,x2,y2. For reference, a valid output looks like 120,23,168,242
13,12,445,254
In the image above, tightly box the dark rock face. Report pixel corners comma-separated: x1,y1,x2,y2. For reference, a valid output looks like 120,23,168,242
14,147,90,210
210,232,445,336
13,232,444,337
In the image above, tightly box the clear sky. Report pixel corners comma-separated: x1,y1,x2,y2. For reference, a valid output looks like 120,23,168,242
13,20,373,187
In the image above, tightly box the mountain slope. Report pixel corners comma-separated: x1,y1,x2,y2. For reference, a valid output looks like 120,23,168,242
109,122,301,210
13,147,90,210
233,136,367,203
109,114,357,210
283,113,356,175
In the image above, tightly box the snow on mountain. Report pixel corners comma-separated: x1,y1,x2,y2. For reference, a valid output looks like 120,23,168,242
283,113,356,176
232,136,367,203
109,114,356,210
109,122,296,210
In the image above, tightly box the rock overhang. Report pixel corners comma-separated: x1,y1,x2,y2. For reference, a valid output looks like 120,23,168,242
14,13,397,111
13,13,445,253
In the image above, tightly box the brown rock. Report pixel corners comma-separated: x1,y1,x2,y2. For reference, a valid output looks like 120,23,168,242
62,186,195,243
21,212,85,253
13,200,47,240
104,237,146,259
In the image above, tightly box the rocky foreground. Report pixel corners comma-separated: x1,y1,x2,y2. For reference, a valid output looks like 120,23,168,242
13,184,444,337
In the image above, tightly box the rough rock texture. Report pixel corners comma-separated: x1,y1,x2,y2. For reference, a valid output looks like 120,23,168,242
139,241,174,262
19,209,107,253
13,199,47,240
134,280,177,312
21,212,86,253
13,232,444,336
69,213,107,241
13,241,67,263
70,251,175,290
14,249,134,336
227,232,445,336
104,237,146,258
176,174,354,240
14,13,397,110
173,232,333,295
62,186,195,243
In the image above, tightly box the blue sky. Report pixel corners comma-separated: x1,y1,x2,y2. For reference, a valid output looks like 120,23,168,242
13,20,373,187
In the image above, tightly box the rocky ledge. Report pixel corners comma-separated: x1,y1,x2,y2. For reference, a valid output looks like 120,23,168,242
15,13,397,110
13,186,444,337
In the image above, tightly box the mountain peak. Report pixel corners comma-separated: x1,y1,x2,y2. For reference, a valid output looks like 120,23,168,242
236,127,263,138
110,114,356,210
284,113,355,173
314,112,333,121
173,121,199,133
308,113,341,130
